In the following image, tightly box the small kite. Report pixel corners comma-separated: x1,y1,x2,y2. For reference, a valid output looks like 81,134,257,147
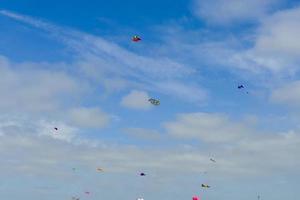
210,158,216,163
192,196,199,200
54,127,58,130
96,168,103,172
238,84,249,94
238,85,244,89
132,35,141,42
148,98,160,106
201,184,210,188
140,172,146,176
85,192,90,195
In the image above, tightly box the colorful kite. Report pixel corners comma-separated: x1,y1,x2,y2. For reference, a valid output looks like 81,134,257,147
192,196,199,200
132,35,141,42
148,98,160,106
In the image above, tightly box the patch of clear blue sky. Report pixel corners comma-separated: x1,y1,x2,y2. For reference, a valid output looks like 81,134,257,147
0,17,70,62
0,0,190,30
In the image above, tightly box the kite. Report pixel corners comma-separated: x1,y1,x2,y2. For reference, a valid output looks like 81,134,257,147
210,158,216,163
238,85,244,89
238,84,249,94
96,168,103,172
148,98,160,106
132,35,141,42
140,172,146,176
192,196,199,200
54,127,58,130
85,192,90,195
201,184,210,188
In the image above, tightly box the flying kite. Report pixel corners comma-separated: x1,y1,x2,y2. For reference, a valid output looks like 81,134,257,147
140,172,146,176
201,184,210,188
238,84,250,94
96,168,103,172
54,127,58,130
148,98,160,106
85,192,90,195
210,158,216,163
132,35,141,42
238,85,244,89
192,196,199,200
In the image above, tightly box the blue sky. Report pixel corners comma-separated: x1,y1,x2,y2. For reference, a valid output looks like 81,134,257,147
0,0,300,200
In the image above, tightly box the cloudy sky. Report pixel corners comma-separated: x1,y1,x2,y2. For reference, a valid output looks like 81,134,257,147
0,0,300,199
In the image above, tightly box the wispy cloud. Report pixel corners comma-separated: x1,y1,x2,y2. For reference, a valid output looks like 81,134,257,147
192,0,283,25
0,10,207,104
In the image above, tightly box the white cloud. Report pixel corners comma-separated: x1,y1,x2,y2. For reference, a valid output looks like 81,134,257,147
164,112,248,143
271,81,300,107
68,107,110,128
251,6,300,72
255,7,300,57
163,112,300,176
0,115,299,200
121,90,152,110
231,130,300,173
0,55,82,113
226,6,300,74
192,0,282,25
0,116,299,179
